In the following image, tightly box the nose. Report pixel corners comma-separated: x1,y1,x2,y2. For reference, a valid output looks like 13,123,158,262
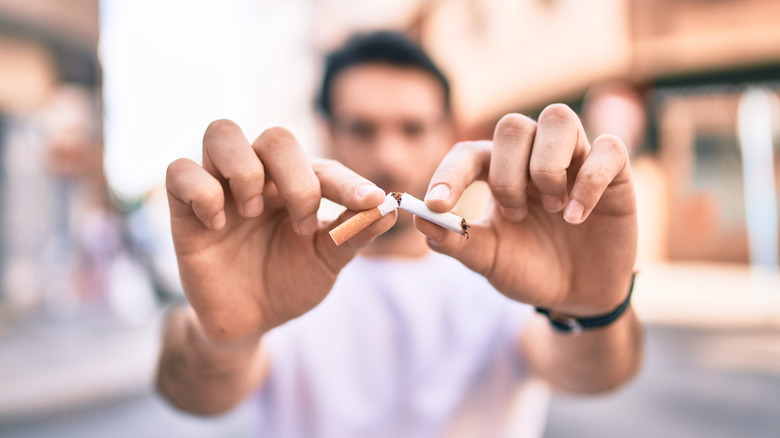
372,129,409,179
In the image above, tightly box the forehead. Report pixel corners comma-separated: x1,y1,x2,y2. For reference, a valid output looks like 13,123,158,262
330,64,446,120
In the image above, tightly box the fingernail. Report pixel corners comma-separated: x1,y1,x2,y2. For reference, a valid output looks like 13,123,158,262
243,196,263,217
356,183,381,198
299,214,319,236
541,194,563,212
210,210,226,230
563,200,584,224
426,183,451,201
500,206,526,222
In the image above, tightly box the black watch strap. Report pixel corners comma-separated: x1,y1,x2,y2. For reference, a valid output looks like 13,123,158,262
535,273,637,335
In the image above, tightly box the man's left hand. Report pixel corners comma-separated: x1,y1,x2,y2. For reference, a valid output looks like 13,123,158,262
418,104,637,317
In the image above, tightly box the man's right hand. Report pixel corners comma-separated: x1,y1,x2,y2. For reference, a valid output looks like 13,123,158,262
165,119,395,344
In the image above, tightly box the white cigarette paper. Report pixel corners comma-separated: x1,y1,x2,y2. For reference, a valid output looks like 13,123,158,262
376,194,400,216
396,192,469,236
329,192,469,246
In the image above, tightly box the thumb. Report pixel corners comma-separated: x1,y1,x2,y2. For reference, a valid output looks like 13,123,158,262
414,217,498,278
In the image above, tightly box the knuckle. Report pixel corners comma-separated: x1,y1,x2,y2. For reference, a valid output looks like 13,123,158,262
197,186,224,207
529,159,560,177
312,157,353,190
577,167,606,188
205,119,240,137
539,103,577,125
255,126,296,151
449,140,491,161
231,166,264,188
595,134,629,160
313,157,340,174
281,172,320,200
490,182,526,201
166,158,191,182
297,181,321,199
291,183,322,212
339,176,364,195
310,156,330,167
494,113,535,140
451,141,475,154
529,163,565,191
488,167,527,195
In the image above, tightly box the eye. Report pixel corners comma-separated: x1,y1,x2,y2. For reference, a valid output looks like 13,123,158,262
347,121,376,142
402,121,425,139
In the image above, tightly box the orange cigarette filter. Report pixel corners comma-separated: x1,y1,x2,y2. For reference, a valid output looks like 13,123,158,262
329,193,400,246
329,207,385,246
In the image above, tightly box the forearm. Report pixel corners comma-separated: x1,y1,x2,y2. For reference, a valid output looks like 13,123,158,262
522,307,643,394
156,306,270,415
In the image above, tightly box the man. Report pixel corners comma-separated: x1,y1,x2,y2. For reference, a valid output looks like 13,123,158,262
158,31,642,437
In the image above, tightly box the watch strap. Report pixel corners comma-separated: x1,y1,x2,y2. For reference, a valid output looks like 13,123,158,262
535,273,637,335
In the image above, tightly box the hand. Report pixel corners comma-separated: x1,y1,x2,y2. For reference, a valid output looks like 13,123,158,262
165,120,395,342
418,104,637,316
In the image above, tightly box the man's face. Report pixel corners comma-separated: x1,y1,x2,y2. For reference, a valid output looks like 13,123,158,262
326,64,453,203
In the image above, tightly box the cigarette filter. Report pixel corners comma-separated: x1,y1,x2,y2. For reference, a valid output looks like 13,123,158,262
329,194,398,246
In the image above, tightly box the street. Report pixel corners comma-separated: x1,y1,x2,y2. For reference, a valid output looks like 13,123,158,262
1,325,779,437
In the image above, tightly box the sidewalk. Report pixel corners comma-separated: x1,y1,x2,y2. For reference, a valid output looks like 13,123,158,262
0,312,162,423
1,262,778,424
633,262,780,329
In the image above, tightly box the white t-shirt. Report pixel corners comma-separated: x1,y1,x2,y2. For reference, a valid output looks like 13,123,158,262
254,252,547,437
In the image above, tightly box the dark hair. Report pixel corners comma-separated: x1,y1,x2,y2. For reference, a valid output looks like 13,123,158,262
316,31,451,118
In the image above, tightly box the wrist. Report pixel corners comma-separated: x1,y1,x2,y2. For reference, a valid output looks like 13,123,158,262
183,307,265,354
536,272,637,335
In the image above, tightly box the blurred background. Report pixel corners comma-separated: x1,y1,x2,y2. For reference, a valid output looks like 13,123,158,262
0,0,779,437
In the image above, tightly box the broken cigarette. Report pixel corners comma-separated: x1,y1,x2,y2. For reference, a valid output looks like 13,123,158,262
329,192,470,246
395,192,470,237
328,194,399,246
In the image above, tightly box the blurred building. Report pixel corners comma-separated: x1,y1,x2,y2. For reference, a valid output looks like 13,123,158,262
0,0,778,432
408,0,780,266
2,0,778,314
0,0,103,313
97,0,780,269
305,0,780,266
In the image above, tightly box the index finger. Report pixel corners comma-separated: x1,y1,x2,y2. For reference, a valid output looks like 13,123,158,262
424,141,492,212
311,158,387,211
252,127,321,235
